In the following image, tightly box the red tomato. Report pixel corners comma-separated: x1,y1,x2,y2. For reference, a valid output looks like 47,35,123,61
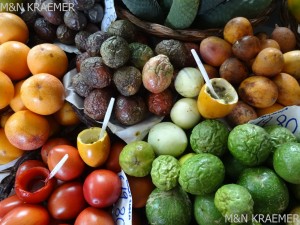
74,207,114,225
16,159,46,177
83,169,122,208
127,175,155,208
0,194,26,219
0,204,50,225
105,140,126,173
47,145,85,181
47,181,86,220
41,137,71,165
15,166,56,204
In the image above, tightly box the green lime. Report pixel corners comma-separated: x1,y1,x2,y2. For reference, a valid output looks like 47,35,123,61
214,184,254,224
119,140,155,177
179,153,225,195
146,187,192,225
150,155,180,191
264,124,297,151
190,119,229,156
237,167,289,214
273,142,300,184
194,193,229,225
223,153,249,181
227,123,272,166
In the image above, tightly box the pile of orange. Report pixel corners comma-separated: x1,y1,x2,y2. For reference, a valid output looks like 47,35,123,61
0,12,79,162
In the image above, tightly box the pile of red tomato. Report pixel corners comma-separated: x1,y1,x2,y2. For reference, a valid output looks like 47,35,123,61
0,136,152,224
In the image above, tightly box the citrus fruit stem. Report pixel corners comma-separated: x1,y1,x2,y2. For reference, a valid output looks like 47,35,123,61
99,97,115,139
45,153,69,183
191,49,220,99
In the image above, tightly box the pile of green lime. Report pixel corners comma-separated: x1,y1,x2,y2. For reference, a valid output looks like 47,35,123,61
190,119,229,156
119,117,300,225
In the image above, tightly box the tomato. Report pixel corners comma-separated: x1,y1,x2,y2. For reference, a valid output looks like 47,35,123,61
16,159,46,177
47,181,86,220
0,204,50,225
105,140,126,173
41,137,71,165
0,194,26,219
15,166,56,204
83,169,122,208
47,145,85,181
127,175,155,208
74,207,114,225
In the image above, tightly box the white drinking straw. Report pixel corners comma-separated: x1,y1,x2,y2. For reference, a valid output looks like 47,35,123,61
45,154,69,182
99,97,115,139
191,49,219,99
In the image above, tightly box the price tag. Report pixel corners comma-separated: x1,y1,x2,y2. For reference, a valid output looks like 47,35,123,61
101,0,117,32
112,170,133,225
249,105,300,140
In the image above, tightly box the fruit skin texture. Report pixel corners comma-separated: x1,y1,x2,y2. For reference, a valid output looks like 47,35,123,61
0,12,29,44
83,169,122,208
282,50,300,80
0,41,30,81
199,36,232,67
47,181,86,220
20,73,65,116
27,43,68,79
0,71,14,110
142,54,174,94
179,153,225,195
0,204,50,225
150,155,180,191
4,110,50,150
147,122,188,157
190,119,229,157
238,75,278,108
194,193,228,225
237,167,289,214
119,141,155,177
272,72,300,106
273,142,300,184
227,123,272,166
74,207,115,225
251,47,284,77
214,184,254,224
223,17,253,44
146,187,192,225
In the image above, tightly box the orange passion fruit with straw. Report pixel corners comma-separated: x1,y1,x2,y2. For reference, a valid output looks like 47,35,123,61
77,127,111,167
77,98,115,167
197,78,238,119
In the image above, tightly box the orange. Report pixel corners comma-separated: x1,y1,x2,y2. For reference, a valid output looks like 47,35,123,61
0,12,29,44
0,41,31,81
27,43,68,78
4,109,50,150
0,71,14,109
9,79,27,112
77,127,111,167
20,73,65,115
197,78,238,119
53,101,81,126
255,102,285,117
0,128,24,164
